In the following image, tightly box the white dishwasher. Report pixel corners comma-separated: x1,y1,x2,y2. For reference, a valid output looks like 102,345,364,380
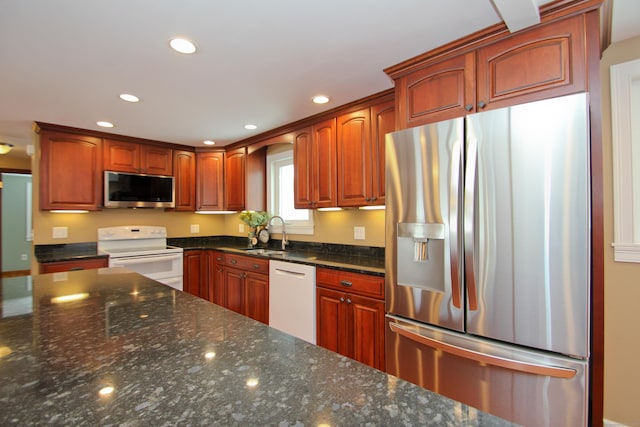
269,260,316,344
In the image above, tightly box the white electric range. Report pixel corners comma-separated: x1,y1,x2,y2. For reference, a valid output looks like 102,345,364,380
97,226,183,291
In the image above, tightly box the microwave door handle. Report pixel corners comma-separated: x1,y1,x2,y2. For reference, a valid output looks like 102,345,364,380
113,254,181,265
449,138,463,309
464,125,479,311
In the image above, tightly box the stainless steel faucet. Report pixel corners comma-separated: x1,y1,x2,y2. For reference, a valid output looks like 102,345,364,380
267,215,288,250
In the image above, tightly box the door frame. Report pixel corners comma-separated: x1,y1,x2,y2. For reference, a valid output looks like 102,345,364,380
0,167,32,277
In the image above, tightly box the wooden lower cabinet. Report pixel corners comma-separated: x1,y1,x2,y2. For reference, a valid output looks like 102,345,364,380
183,250,208,300
40,257,108,274
210,252,269,324
316,268,385,371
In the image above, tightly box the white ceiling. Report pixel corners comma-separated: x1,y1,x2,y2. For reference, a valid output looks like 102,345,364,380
1,0,638,157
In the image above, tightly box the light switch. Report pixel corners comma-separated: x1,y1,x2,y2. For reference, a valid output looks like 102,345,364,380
239,224,245,233
354,226,365,240
52,227,68,239
190,224,200,234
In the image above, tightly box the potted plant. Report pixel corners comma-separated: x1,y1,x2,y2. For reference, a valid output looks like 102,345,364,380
239,211,270,247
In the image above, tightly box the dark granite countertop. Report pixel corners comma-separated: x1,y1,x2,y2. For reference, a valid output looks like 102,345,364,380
0,269,512,426
35,236,385,275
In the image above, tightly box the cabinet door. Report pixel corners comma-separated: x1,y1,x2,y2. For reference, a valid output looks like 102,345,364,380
140,145,172,175
313,118,337,208
173,150,196,211
396,52,475,128
370,99,395,205
337,109,371,207
40,258,108,274
225,147,246,211
104,139,139,173
244,272,269,324
197,151,224,210
348,293,385,370
293,127,313,209
39,131,103,211
317,287,347,355
183,250,205,299
210,252,225,306
224,266,244,314
476,14,586,111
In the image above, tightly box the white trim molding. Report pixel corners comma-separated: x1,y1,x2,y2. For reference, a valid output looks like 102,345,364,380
611,58,640,262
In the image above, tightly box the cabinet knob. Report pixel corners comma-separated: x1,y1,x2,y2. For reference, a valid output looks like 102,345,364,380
346,298,352,304
465,104,473,112
230,259,237,264
478,101,487,109
252,264,260,269
340,297,345,302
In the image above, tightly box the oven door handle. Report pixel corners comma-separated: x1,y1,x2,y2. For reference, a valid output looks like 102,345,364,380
111,254,182,265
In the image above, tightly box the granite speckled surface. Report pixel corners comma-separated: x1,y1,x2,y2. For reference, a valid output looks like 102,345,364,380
35,236,385,275
0,269,513,426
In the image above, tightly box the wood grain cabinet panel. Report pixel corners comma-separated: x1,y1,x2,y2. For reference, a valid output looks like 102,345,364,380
392,14,588,128
104,139,172,175
293,119,337,209
224,147,246,212
173,150,196,211
316,268,385,370
476,14,586,111
39,258,108,274
39,130,103,211
395,53,475,127
337,99,395,207
196,151,224,211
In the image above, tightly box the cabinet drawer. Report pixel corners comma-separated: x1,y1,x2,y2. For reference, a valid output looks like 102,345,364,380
316,268,384,299
222,253,269,274
40,257,108,274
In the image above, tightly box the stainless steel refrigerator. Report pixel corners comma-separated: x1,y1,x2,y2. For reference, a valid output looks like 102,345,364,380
385,93,590,426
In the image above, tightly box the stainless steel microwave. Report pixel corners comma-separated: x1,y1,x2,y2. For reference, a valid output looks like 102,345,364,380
104,171,175,208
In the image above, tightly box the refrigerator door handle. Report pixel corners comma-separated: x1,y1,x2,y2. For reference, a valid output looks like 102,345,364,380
449,138,463,309
389,321,577,379
464,128,478,311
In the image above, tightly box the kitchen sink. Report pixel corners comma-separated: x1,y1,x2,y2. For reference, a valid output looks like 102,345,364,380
244,248,288,256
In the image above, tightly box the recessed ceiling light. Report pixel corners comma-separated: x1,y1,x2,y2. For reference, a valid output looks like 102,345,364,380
169,37,196,54
97,121,114,128
244,124,257,130
203,140,216,146
312,95,330,104
119,93,140,103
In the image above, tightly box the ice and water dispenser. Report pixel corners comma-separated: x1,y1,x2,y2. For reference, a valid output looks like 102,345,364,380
396,222,445,292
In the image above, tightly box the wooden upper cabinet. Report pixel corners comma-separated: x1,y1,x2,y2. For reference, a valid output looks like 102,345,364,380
293,119,337,209
476,14,586,111
39,130,103,211
370,99,395,205
391,13,589,128
293,127,313,208
337,99,395,207
395,52,475,128
224,147,246,211
104,139,172,175
197,151,224,211
173,150,196,211
337,108,372,207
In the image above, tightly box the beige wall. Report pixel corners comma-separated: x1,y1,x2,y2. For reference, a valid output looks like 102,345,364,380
0,152,31,170
601,35,640,426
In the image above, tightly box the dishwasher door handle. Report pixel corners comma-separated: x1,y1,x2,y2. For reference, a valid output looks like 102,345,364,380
274,268,307,278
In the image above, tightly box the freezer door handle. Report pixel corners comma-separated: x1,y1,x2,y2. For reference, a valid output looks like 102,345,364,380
463,127,478,311
449,138,463,309
388,321,576,379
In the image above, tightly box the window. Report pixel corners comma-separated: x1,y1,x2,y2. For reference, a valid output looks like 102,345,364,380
266,145,314,234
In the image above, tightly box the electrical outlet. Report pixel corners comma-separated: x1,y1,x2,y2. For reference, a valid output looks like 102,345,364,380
52,227,68,239
20,254,28,261
239,224,245,233
190,224,200,234
354,226,365,240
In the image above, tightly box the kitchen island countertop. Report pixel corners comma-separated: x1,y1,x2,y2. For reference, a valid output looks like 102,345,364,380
0,269,512,426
